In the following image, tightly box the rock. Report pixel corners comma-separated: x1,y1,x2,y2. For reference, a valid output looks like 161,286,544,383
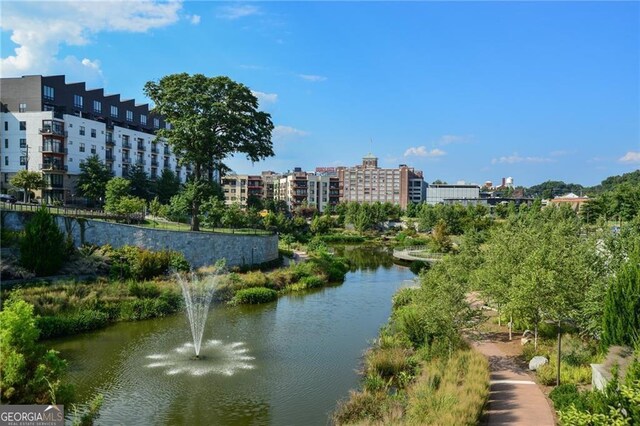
529,356,548,371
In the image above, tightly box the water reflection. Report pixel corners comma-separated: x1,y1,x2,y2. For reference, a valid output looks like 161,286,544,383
333,245,396,271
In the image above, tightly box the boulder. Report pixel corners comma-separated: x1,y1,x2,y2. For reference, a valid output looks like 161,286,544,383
529,356,548,371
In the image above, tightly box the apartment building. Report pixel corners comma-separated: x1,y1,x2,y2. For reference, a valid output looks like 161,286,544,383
272,168,339,213
337,154,425,209
0,75,190,203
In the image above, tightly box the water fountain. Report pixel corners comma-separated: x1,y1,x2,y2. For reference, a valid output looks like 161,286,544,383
175,272,218,358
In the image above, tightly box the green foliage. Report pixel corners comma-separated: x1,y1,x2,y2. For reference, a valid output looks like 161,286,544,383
9,170,45,203
37,310,110,339
602,250,640,347
199,196,225,228
104,177,146,221
108,246,190,281
0,298,72,404
76,155,112,205
127,164,154,201
144,73,274,231
155,168,181,204
20,207,66,276
526,180,585,199
231,287,278,305
550,384,582,411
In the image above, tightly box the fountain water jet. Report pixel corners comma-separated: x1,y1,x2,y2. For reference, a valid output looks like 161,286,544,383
176,271,220,357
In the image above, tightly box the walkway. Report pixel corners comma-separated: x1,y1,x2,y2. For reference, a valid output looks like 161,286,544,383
473,338,556,425
392,246,444,262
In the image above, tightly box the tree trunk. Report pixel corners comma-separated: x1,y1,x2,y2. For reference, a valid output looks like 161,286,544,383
534,322,538,351
509,315,513,340
191,198,200,231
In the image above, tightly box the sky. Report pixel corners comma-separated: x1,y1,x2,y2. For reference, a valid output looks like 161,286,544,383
1,1,638,187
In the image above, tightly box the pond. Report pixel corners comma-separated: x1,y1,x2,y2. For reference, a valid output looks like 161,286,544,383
52,246,416,425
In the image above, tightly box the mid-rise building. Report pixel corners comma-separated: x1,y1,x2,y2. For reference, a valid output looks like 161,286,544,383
425,184,480,205
272,167,338,213
0,75,190,203
337,154,425,209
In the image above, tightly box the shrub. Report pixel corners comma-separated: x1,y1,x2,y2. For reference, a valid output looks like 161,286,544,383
231,287,277,305
299,275,325,289
366,347,415,380
392,287,417,310
550,384,582,411
409,260,430,275
537,360,592,386
109,246,190,280
37,310,110,339
332,391,387,425
20,207,66,276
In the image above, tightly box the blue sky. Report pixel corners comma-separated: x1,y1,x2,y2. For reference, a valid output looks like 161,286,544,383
1,1,638,187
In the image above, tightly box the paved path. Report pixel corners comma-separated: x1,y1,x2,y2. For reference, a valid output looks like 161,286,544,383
473,340,556,426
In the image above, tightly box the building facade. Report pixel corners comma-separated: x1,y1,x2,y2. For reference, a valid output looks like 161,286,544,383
425,184,481,205
337,154,425,209
0,75,190,203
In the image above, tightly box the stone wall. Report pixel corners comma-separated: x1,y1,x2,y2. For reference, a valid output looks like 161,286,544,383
1,211,279,268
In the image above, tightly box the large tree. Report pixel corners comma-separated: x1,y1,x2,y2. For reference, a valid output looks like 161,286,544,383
10,170,45,203
144,73,274,230
155,168,181,204
127,164,153,201
76,155,112,206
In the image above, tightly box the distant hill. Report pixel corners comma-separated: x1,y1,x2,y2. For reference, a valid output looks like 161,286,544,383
526,170,640,198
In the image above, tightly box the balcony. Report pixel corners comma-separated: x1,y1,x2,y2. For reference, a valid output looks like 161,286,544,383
105,154,116,162
106,137,115,147
163,163,171,170
122,141,132,149
40,162,67,172
164,148,170,155
137,144,146,151
122,157,131,164
40,144,66,154
39,121,65,136
151,159,159,167
151,145,159,154
136,159,146,166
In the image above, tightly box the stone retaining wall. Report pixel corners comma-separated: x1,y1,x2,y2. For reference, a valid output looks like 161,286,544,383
1,211,278,268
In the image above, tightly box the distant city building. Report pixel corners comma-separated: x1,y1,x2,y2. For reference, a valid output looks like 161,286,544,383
337,154,425,209
273,167,339,212
425,184,480,205
547,193,590,212
0,75,196,203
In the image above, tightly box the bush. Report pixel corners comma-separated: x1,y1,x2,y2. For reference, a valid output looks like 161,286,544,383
231,287,278,305
37,310,110,339
409,260,430,275
365,347,415,379
20,207,66,276
392,287,417,310
550,384,582,411
299,275,325,289
332,391,387,425
109,246,190,280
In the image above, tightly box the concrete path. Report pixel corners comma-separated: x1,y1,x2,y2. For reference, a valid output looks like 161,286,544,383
473,340,556,426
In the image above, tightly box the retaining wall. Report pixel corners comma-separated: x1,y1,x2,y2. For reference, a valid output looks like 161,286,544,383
1,211,279,268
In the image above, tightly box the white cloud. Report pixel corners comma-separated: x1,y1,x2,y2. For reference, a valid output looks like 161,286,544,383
251,90,278,104
619,151,640,164
273,125,308,141
298,74,327,82
0,1,183,82
216,5,260,20
188,14,201,25
404,146,446,158
491,154,554,165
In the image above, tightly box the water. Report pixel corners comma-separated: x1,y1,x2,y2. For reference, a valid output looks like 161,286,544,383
176,272,218,357
51,246,415,425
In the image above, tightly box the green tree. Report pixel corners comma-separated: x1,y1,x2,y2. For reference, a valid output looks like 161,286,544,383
602,250,640,347
144,73,274,230
200,196,226,229
0,298,71,403
127,164,153,201
20,207,66,276
76,155,112,206
221,203,245,229
104,177,131,213
155,169,181,204
10,170,45,203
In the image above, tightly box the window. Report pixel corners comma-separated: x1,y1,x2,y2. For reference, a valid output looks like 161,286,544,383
110,105,118,118
93,100,102,113
140,114,147,125
91,128,96,138
79,126,85,136
43,85,54,100
126,110,133,122
44,105,54,111
74,94,83,109
3,122,7,131
165,122,171,130
79,143,85,153
153,118,160,128
19,121,26,131
91,145,96,154
20,139,26,148
4,157,7,166
4,139,7,149
19,103,26,112
20,156,26,166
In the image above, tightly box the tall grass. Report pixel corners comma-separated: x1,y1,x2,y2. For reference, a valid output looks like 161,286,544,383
405,350,489,425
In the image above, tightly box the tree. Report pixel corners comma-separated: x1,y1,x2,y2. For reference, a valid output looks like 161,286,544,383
0,298,71,403
104,178,131,213
144,73,274,230
76,155,112,206
127,164,153,201
602,250,640,347
10,170,45,203
200,196,226,229
221,203,245,229
155,169,181,204
20,206,66,276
